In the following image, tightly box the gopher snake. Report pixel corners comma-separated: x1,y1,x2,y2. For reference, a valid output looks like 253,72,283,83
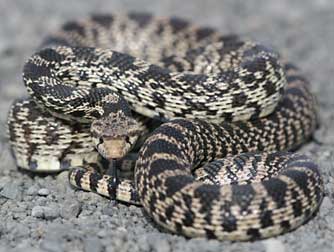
7,13,323,241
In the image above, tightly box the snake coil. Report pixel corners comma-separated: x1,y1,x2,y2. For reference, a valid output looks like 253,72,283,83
7,13,323,241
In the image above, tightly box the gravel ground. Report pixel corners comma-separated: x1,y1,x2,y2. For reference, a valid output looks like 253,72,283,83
0,0,333,251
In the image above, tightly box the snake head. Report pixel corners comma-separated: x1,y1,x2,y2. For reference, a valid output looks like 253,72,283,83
91,112,141,160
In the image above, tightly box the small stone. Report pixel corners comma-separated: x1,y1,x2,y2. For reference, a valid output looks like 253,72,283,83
35,197,47,206
43,206,60,220
321,197,333,209
325,215,334,231
14,239,35,250
0,182,22,200
60,200,82,219
38,188,50,196
97,229,107,238
31,206,44,218
263,238,286,252
26,185,39,196
40,238,65,252
0,176,11,188
139,233,172,252
43,223,73,242
0,223,5,235
15,247,43,252
102,202,118,216
31,206,59,220
320,196,332,213
105,246,117,252
128,205,138,211
115,226,127,235
84,237,103,252
137,235,150,252
56,170,69,184
13,211,27,220
0,246,10,252
151,237,170,252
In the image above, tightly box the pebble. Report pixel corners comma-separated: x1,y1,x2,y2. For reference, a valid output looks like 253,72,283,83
40,238,65,252
0,182,22,200
56,170,69,184
37,188,50,196
97,229,107,238
14,247,43,252
84,237,103,252
137,233,171,252
151,237,170,252
26,185,39,196
263,238,286,252
31,206,44,218
0,246,10,252
9,223,30,241
31,206,59,220
44,207,60,220
35,197,47,206
60,200,82,219
0,176,11,188
320,196,333,215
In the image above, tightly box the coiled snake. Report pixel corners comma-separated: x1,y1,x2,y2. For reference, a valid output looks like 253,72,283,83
7,13,324,241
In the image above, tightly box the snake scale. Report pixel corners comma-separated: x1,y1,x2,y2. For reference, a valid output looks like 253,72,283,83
7,13,324,241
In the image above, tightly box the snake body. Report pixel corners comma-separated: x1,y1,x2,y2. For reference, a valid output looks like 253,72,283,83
7,13,323,241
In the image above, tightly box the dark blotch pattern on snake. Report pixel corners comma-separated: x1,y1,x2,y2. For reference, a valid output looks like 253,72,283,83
7,13,323,241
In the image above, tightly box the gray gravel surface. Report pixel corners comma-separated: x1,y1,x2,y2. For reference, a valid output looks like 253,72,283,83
0,0,333,251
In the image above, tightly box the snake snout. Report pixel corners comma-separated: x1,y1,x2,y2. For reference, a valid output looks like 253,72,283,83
95,133,139,160
99,137,128,159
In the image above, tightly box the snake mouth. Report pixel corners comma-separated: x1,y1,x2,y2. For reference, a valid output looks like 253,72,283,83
97,137,129,160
